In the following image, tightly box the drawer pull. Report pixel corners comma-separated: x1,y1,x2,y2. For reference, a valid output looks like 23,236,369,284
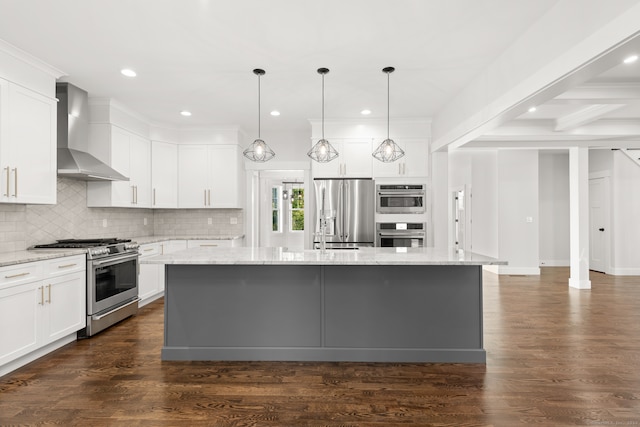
5,271,30,279
57,263,77,269
143,248,155,252
200,244,218,247
39,286,44,305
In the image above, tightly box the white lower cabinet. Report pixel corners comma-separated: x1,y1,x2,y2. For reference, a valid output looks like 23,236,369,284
138,240,188,306
0,256,86,373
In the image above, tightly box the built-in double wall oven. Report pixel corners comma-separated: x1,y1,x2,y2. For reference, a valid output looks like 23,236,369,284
376,184,425,214
376,222,426,248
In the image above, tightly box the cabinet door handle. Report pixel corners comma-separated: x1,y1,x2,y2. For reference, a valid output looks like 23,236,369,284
39,286,44,305
47,284,51,304
12,168,17,197
58,263,77,269
4,271,30,279
161,244,164,255
3,167,8,197
153,188,156,206
204,189,207,206
208,189,211,206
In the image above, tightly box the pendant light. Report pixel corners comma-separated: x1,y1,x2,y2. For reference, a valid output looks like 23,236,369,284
243,68,275,162
307,68,339,163
372,66,405,163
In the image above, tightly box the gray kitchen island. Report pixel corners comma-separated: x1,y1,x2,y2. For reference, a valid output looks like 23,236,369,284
142,247,505,364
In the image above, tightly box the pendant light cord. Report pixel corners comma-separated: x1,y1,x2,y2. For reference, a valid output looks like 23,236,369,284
321,72,325,140
257,73,261,139
387,70,390,140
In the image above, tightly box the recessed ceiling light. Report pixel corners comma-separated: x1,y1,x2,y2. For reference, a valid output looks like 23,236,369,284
270,110,280,116
361,109,372,115
180,110,192,117
121,68,137,77
528,106,537,113
623,54,638,64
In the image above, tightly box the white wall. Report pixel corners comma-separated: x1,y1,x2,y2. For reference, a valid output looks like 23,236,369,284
498,150,540,275
611,151,640,274
448,149,498,258
539,151,570,266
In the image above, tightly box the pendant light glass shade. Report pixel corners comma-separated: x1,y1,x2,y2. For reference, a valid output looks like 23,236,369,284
373,66,405,163
308,68,339,163
243,68,275,162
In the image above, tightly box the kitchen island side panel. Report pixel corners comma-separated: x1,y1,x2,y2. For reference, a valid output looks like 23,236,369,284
162,264,485,363
323,265,482,349
164,265,322,348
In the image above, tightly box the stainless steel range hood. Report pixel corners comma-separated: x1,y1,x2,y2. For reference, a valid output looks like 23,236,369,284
56,83,129,181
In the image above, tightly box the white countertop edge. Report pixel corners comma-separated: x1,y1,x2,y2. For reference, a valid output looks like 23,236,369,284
141,246,506,266
0,249,87,268
132,235,245,245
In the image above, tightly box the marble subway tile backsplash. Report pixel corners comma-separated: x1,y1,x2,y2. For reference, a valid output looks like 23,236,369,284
0,178,243,254
153,209,243,237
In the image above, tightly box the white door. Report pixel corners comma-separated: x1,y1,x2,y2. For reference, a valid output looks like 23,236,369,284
129,135,151,207
110,127,133,206
209,145,240,207
178,145,209,208
589,177,609,273
43,272,85,344
452,189,465,253
7,84,57,204
151,141,178,208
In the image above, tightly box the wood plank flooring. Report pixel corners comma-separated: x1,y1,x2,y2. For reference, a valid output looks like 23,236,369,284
1,268,639,426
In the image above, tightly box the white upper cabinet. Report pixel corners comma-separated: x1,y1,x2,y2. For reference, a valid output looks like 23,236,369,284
373,138,428,178
0,79,56,204
87,125,151,208
178,144,243,208
311,139,373,178
151,141,178,208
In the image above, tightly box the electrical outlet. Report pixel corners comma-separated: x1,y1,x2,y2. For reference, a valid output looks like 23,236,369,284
230,217,238,225
526,216,533,223
208,218,213,225
102,219,108,228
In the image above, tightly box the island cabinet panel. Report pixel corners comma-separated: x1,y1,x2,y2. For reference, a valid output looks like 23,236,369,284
164,265,322,348
323,265,482,349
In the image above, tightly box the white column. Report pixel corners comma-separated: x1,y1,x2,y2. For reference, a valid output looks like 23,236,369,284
568,147,591,289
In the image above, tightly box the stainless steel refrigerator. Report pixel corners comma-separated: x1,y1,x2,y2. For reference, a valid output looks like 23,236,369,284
313,178,375,249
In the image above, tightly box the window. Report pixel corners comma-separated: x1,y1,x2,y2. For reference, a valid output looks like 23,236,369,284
290,187,304,231
272,186,281,232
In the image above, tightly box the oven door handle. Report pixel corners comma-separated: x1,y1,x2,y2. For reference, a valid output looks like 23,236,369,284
93,298,140,321
377,191,425,196
90,253,139,267
378,232,425,238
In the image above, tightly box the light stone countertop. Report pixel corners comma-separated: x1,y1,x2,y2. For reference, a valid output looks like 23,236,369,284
141,246,506,266
132,235,245,245
0,249,87,268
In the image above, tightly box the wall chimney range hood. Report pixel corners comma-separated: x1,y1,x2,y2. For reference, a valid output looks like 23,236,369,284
56,82,128,181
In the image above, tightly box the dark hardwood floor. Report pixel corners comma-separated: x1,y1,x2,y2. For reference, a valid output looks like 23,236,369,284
1,268,639,426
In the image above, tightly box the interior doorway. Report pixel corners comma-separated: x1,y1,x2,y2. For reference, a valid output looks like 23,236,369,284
259,170,305,249
589,176,610,273
452,188,466,253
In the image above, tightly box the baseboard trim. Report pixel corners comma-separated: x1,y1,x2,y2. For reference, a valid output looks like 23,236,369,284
539,260,569,267
499,266,541,276
609,267,640,276
0,333,77,378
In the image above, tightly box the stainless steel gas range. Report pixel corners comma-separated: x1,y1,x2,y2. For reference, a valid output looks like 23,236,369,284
31,238,140,337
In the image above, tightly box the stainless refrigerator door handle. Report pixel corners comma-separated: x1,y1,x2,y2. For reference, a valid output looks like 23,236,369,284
344,180,350,241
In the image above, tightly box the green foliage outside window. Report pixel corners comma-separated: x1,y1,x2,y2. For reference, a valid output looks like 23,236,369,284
291,188,304,231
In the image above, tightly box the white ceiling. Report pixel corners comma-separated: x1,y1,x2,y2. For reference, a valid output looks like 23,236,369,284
0,0,560,134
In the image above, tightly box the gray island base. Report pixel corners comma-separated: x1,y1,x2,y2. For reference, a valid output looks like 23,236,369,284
152,247,505,364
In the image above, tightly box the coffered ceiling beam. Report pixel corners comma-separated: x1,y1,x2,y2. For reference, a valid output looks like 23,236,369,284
480,119,640,139
554,104,626,131
462,139,640,149
549,83,640,104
